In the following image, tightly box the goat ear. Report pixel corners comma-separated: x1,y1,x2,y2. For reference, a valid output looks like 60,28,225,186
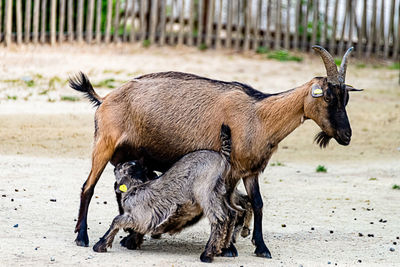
345,84,363,92
311,84,324,98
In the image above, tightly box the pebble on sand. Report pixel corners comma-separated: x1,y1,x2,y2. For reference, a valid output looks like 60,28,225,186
13,224,18,228
50,199,57,202
389,247,395,252
50,257,55,261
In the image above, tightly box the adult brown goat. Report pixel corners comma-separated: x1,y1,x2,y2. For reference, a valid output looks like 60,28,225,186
71,46,361,258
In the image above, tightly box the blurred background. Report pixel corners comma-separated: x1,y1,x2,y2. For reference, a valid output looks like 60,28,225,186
0,0,399,59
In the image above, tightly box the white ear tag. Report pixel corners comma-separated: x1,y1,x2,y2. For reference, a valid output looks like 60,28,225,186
311,84,323,98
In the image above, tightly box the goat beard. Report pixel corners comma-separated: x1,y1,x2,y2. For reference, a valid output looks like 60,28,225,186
314,131,332,148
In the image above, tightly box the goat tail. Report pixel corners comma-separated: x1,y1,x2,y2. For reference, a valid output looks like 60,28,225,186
220,124,232,163
69,72,102,107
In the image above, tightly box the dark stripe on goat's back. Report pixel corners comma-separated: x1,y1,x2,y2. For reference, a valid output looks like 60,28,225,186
136,71,273,101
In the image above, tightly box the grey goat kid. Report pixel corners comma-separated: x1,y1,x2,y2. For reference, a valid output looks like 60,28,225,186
93,125,251,263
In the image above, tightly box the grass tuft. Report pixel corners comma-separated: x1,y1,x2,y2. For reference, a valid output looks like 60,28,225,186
316,165,327,173
256,46,269,54
267,50,303,62
392,184,400,190
142,39,151,48
60,96,80,102
198,43,208,51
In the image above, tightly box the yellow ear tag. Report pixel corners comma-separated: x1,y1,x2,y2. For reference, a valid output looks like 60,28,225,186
312,88,323,98
119,184,127,192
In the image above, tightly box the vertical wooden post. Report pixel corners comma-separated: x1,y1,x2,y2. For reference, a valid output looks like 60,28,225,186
393,4,399,60
321,0,328,47
226,0,233,49
311,0,318,46
197,0,204,45
358,0,367,57
384,0,395,58
178,0,185,45
366,0,377,57
205,0,215,48
188,0,195,46
67,0,74,42
25,0,32,43
293,0,301,50
215,0,223,49
168,0,175,45
301,0,309,51
50,0,56,45
149,0,158,44
96,0,102,43
284,0,291,50
159,0,166,45
253,0,262,51
122,0,129,41
0,1,3,41
113,0,121,43
274,0,282,50
77,0,83,42
338,0,348,56
330,0,338,53
243,0,251,51
140,0,146,42
87,0,95,43
40,0,47,43
348,0,354,49
105,0,113,43
5,0,13,46
59,0,66,42
33,0,40,44
378,0,385,55
264,0,271,49
234,0,240,51
16,0,23,44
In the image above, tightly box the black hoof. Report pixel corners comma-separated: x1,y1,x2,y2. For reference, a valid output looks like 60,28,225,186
218,243,238,257
75,230,89,247
254,245,272,258
200,251,213,263
93,240,107,253
120,236,139,250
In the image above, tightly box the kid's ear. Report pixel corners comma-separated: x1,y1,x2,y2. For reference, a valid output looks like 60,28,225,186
311,84,324,98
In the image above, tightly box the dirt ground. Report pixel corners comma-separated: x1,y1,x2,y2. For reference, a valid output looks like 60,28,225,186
0,44,399,266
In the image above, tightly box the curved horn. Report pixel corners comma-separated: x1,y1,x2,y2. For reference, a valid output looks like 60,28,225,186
338,47,353,83
312,45,339,84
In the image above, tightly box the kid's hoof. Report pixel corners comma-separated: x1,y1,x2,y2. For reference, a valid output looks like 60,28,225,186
120,232,143,250
200,252,213,263
241,227,251,238
218,243,238,257
93,241,107,253
75,230,89,247
254,246,272,258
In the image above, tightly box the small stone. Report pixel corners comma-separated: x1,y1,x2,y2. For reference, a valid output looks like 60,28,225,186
99,222,101,224
74,219,77,222
14,208,17,211
299,265,303,267
43,236,47,239
379,219,383,222
50,257,55,262
15,189,19,192
352,208,356,210
389,247,395,252
354,218,357,220
370,222,374,224
358,233,363,237
358,260,362,263
50,199,56,202
86,255,94,260
103,201,107,205
367,234,374,237
328,261,331,264
332,211,335,213
281,224,286,228
13,224,18,228
35,247,39,250
311,227,315,230
382,220,387,223
11,198,14,202
397,237,399,240
1,194,6,197
393,242,397,245
330,230,334,234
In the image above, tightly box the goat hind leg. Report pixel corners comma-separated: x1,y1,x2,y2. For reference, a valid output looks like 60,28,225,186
75,136,116,247
218,209,238,257
93,215,131,252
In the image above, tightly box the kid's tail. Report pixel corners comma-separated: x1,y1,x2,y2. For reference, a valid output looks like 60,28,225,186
220,124,232,163
69,72,102,107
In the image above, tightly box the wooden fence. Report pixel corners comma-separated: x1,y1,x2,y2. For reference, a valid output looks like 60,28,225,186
2,0,399,59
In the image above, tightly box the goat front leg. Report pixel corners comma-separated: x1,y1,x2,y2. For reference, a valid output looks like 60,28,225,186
243,176,272,258
75,136,115,247
93,214,132,252
200,220,226,263
218,205,238,257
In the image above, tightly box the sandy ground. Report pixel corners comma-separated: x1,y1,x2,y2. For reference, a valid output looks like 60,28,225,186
0,44,399,266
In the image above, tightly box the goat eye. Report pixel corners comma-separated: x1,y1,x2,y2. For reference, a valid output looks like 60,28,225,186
324,95,331,103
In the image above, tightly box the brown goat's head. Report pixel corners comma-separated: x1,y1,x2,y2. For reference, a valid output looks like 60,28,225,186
304,46,362,148
114,160,150,193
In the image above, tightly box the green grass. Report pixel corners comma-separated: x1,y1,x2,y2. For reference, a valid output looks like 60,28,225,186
334,58,342,66
60,95,80,102
267,50,303,62
93,78,117,89
316,165,327,173
256,46,269,54
369,177,377,181
142,39,151,48
7,95,17,100
356,63,367,69
388,62,400,70
270,161,285,167
198,43,208,51
392,184,400,190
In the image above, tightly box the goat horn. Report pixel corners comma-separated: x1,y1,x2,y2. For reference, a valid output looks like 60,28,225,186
338,47,354,83
312,45,339,85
